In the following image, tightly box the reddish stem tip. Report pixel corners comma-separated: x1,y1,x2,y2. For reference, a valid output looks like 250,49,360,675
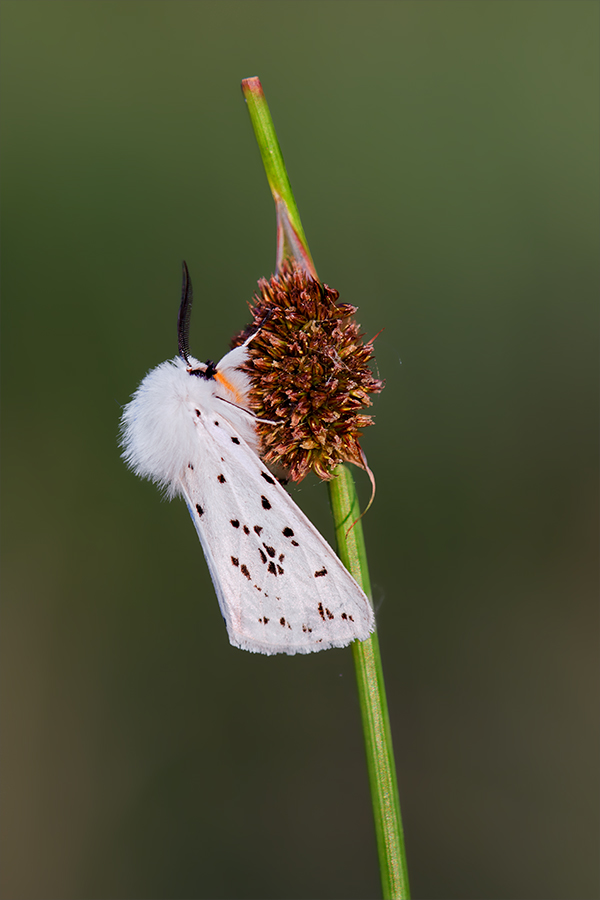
241,76,264,97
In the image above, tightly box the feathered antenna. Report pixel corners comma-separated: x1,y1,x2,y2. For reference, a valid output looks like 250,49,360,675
177,260,193,363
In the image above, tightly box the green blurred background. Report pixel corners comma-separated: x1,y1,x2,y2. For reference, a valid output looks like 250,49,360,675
1,2,598,898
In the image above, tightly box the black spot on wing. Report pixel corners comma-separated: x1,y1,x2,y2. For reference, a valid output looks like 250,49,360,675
217,474,226,484
325,608,334,620
261,496,271,510
268,561,277,576
214,420,219,426
195,409,201,417
230,519,240,528
314,568,328,577
195,504,204,517
188,463,194,470
277,565,284,575
240,564,251,580
261,471,276,485
243,525,250,535
254,525,263,535
291,540,299,547
262,544,276,558
258,548,267,564
318,603,326,621
282,527,294,537
231,437,240,444
231,557,239,567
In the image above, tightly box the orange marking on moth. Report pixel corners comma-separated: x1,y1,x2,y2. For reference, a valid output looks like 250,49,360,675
214,371,244,405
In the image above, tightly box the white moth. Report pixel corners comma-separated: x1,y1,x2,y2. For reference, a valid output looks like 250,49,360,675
120,263,375,655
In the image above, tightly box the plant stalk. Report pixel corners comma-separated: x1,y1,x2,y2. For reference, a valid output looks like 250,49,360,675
241,75,410,899
328,466,410,899
241,76,317,279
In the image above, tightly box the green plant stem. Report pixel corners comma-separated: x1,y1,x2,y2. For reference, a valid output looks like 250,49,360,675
241,76,410,899
241,76,318,278
328,466,410,899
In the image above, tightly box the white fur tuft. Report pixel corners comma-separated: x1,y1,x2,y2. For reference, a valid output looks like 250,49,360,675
120,355,256,498
120,357,200,497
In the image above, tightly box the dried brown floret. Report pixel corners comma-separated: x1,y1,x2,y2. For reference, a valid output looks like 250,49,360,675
231,264,384,482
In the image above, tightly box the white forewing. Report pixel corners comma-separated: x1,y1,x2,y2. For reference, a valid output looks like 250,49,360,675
121,353,375,655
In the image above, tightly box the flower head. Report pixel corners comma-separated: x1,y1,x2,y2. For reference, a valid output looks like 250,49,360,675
231,264,384,482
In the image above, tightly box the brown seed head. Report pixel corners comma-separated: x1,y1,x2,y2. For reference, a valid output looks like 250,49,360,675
231,264,384,482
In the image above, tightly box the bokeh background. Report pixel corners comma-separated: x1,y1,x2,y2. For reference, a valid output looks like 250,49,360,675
1,2,598,898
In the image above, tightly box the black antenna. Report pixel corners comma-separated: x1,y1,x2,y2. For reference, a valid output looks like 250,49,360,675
178,261,193,363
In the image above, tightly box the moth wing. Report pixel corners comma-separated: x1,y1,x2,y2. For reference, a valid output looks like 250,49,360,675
179,404,375,655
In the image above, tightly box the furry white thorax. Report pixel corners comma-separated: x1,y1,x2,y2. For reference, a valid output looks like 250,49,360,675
120,350,258,498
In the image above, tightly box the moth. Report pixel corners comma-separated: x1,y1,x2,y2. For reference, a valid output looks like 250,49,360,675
120,263,375,655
